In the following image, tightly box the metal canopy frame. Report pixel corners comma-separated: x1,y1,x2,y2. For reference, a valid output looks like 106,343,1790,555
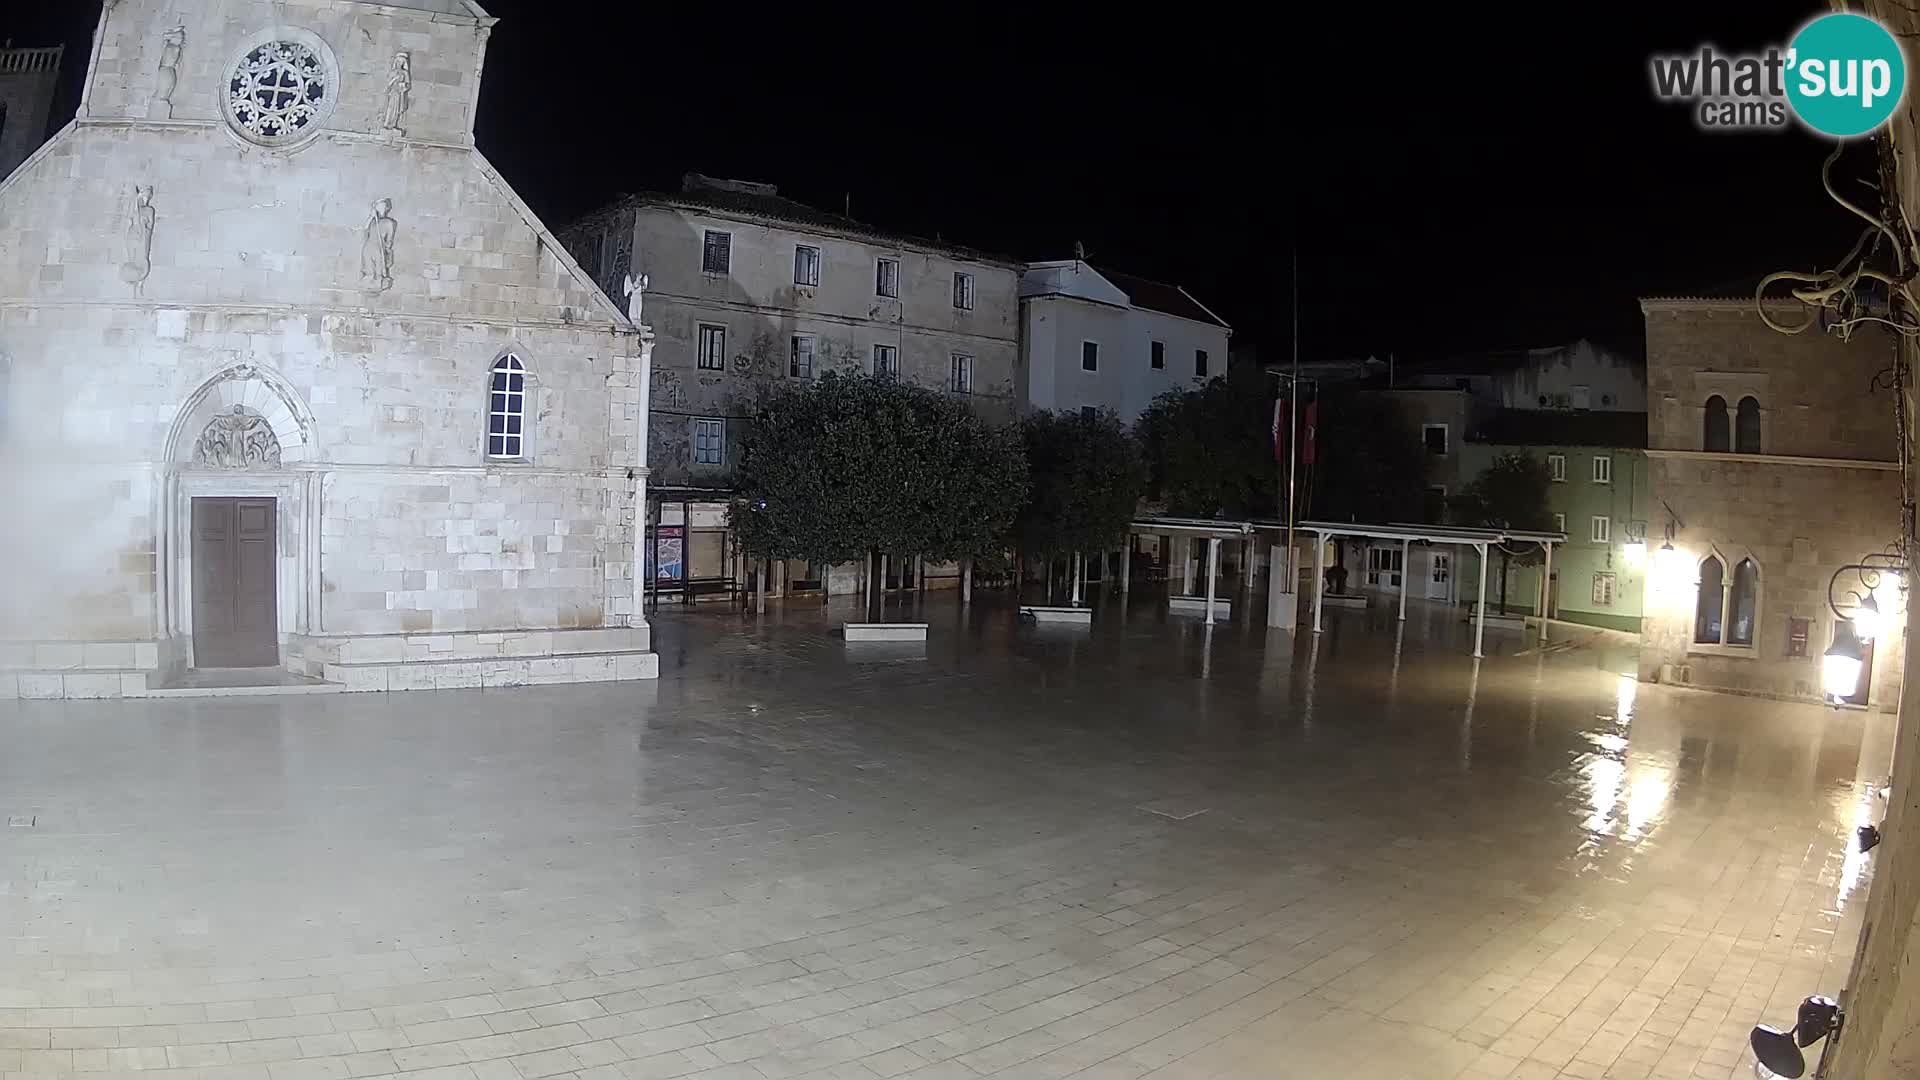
1299,520,1567,658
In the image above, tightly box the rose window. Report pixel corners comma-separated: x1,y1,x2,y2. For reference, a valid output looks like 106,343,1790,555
226,41,328,143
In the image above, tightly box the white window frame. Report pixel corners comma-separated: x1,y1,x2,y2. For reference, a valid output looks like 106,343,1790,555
1692,550,1761,652
1082,341,1099,372
790,334,816,379
1590,515,1610,544
875,257,900,299
794,244,821,287
950,353,972,395
697,323,727,371
1553,512,1567,534
486,351,529,461
873,343,899,379
952,271,974,311
1591,455,1612,484
1547,453,1567,482
692,417,725,466
701,229,731,275
1422,423,1448,456
1592,572,1616,606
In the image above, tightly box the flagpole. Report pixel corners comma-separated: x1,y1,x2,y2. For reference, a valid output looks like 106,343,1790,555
1286,250,1299,585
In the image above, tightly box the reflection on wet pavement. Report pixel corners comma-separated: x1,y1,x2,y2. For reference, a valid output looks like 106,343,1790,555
0,593,1890,1080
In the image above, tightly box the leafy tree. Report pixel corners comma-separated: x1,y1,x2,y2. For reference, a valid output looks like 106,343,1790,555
1306,391,1428,525
1015,410,1145,594
1138,361,1277,518
1448,451,1554,614
730,373,1028,617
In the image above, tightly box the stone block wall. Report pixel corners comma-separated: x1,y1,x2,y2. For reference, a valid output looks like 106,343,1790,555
1644,302,1898,460
1639,455,1903,705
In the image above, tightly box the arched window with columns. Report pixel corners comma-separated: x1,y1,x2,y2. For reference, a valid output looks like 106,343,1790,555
487,353,527,460
1695,554,1725,643
1735,396,1761,454
1703,395,1730,452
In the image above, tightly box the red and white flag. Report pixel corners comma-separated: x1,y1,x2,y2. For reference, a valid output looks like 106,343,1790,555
1302,401,1318,466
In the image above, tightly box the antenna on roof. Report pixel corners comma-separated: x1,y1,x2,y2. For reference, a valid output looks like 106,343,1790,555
1073,240,1086,262
844,192,851,217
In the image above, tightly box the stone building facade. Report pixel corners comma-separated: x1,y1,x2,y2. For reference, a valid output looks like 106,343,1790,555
1637,298,1903,707
559,175,1019,598
560,175,1021,488
0,0,656,697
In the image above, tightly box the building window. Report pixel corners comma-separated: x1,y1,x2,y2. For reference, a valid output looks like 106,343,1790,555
873,343,898,378
1366,546,1404,587
1592,572,1616,606
952,271,974,310
794,245,821,286
1553,512,1567,534
1547,453,1567,482
1081,406,1098,420
692,418,725,466
702,230,731,275
950,353,972,395
1704,395,1729,452
1571,385,1591,411
1422,424,1448,455
1736,395,1761,453
875,258,900,298
790,335,815,378
697,324,727,371
223,36,337,147
1590,516,1610,543
1151,340,1165,369
1693,554,1759,647
1082,341,1099,372
486,353,526,460
1195,349,1209,378
1591,455,1612,484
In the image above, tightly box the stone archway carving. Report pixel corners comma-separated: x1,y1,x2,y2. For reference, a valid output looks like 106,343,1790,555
192,406,283,468
165,363,313,466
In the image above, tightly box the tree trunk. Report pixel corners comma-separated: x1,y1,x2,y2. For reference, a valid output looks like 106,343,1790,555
867,547,882,622
1498,550,1510,616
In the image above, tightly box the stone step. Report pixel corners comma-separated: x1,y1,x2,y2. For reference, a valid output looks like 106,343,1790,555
324,649,658,692
291,626,650,667
3,670,150,700
0,641,162,672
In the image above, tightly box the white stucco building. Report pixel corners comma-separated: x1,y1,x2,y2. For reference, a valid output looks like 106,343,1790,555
1019,259,1232,424
560,175,1021,598
0,0,657,697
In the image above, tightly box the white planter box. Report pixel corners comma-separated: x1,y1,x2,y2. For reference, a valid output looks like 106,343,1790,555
1021,605,1093,624
844,623,929,642
1321,594,1368,609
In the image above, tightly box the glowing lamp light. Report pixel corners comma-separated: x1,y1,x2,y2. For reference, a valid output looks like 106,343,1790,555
1824,623,1866,702
1852,593,1884,643
1623,541,1646,567
1873,571,1903,612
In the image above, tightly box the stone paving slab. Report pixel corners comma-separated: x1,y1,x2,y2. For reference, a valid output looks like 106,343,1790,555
0,597,1882,1079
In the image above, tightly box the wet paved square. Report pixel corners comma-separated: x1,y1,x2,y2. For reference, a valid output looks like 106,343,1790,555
0,597,1889,1079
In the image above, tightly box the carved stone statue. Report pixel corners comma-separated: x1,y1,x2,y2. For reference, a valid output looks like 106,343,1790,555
193,407,282,469
622,272,648,324
120,185,154,285
360,197,395,294
149,24,184,119
379,51,411,136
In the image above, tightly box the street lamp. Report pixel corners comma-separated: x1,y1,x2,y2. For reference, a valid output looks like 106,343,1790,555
1823,621,1865,703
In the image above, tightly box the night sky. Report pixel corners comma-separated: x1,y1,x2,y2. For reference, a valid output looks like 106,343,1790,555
4,1,1873,361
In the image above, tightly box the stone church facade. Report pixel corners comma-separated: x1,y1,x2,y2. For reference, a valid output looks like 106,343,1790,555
0,0,656,697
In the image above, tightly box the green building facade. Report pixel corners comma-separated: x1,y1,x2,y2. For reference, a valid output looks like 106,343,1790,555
1456,412,1649,633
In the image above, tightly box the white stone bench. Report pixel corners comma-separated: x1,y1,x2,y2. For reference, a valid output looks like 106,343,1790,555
843,623,929,642
1168,596,1232,617
323,649,658,692
1020,605,1093,624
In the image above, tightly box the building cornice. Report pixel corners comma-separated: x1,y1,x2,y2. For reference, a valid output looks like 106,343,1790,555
0,298,638,338
646,291,1018,348
1646,448,1899,471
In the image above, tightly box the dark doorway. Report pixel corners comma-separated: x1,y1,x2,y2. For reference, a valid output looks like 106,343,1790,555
191,497,278,667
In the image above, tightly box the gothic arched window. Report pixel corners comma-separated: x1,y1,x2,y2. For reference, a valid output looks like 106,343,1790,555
1735,396,1761,454
1703,395,1730,452
1695,555,1725,644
